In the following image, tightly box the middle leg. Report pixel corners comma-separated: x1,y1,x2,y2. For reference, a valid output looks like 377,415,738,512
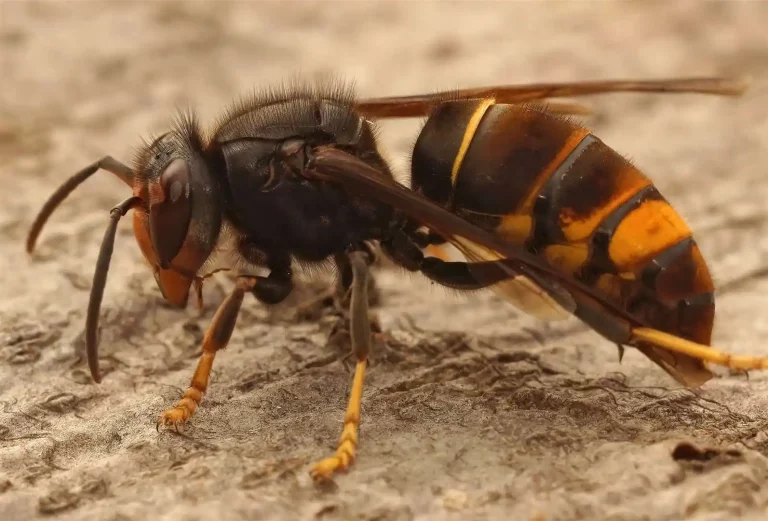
326,245,383,349
292,243,382,344
310,249,373,481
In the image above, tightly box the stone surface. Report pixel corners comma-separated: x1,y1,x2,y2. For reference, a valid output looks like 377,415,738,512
1,2,768,520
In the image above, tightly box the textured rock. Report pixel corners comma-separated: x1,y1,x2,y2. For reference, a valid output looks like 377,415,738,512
1,2,768,520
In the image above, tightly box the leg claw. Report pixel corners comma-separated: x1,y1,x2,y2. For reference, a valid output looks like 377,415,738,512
310,456,346,482
156,407,190,432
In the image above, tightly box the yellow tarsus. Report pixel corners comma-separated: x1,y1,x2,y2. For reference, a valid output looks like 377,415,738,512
310,360,367,481
632,327,768,370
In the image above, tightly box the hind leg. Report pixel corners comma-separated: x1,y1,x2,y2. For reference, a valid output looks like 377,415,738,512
381,229,511,290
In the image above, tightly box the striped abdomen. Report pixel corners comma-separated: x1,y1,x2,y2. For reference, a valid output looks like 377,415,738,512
411,99,715,346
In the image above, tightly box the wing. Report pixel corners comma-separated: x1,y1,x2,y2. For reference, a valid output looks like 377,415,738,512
354,77,748,118
305,146,628,325
305,146,768,387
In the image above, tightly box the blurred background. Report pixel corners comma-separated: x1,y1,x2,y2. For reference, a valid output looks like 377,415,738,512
2,2,768,521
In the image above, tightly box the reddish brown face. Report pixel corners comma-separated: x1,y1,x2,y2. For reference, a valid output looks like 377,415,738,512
146,158,193,269
131,158,215,308
128,120,223,309
132,209,196,307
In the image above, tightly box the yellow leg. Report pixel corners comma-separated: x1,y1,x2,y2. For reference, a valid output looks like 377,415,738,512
157,277,254,430
310,359,368,481
157,350,213,429
310,250,373,481
632,327,768,370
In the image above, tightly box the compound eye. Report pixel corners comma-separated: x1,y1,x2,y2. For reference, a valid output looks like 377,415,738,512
149,159,192,268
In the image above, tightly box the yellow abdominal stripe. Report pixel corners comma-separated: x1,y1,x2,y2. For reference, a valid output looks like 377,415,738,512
608,199,691,271
450,98,496,187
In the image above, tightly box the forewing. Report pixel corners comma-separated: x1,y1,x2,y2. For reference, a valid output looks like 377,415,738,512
305,146,768,388
355,77,746,119
306,146,578,321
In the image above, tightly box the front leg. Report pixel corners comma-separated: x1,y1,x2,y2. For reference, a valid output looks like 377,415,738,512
157,255,294,430
157,276,257,430
251,253,294,305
